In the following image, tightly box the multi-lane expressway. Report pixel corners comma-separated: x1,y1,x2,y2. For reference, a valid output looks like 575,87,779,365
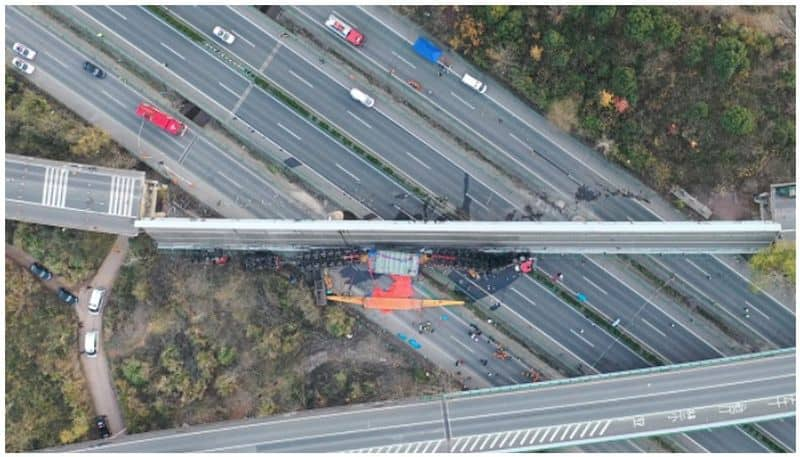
51,349,795,452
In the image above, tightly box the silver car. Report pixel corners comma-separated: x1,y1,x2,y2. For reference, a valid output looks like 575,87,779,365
12,42,37,60
12,57,34,74
212,26,235,44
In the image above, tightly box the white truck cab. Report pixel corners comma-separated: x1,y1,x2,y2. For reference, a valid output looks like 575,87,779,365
350,88,375,108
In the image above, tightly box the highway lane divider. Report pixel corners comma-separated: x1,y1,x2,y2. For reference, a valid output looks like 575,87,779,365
148,6,458,220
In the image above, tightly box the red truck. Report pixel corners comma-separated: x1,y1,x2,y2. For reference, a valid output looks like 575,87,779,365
136,103,187,136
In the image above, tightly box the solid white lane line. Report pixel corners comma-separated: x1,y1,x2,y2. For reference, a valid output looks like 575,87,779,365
528,428,542,444
569,328,595,348
710,254,794,316
685,259,711,277
640,317,667,337
405,151,431,170
218,81,242,98
276,122,302,140
231,29,256,47
288,69,314,88
335,163,361,183
509,132,529,149
509,287,537,306
582,275,609,295
105,5,127,20
450,91,476,110
589,420,601,437
391,50,417,69
160,42,186,60
745,300,771,320
346,110,373,129
584,256,724,357
464,192,489,211
598,419,612,435
217,171,244,190
100,89,127,108
449,335,476,354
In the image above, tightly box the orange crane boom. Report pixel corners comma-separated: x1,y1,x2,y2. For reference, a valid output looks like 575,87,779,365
326,295,464,310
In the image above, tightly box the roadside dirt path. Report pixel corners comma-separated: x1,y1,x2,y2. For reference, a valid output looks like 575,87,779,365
75,236,130,439
7,238,131,440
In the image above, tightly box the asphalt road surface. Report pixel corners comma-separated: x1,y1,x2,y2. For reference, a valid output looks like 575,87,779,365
5,153,143,235
53,350,794,452
75,5,429,221
6,6,312,221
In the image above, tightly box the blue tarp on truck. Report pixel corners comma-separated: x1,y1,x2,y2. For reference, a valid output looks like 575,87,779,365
412,37,442,64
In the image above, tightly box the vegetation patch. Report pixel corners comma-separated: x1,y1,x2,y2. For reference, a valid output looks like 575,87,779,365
398,6,795,198
749,241,796,283
5,260,93,451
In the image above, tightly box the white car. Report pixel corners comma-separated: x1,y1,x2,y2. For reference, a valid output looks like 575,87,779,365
12,57,34,74
84,331,99,358
212,26,236,44
349,88,374,108
88,287,106,315
12,42,37,60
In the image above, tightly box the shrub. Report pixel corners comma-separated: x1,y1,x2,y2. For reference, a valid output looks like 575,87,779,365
750,241,795,280
684,32,710,67
713,36,750,81
624,7,657,44
324,307,355,338
656,14,682,48
687,101,710,120
589,6,616,28
581,115,604,137
611,66,638,104
720,106,756,135
121,359,149,388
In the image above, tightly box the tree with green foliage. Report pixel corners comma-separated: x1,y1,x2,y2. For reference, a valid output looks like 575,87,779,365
543,29,571,68
494,8,524,44
687,101,710,120
656,14,682,48
581,115,604,137
624,7,657,44
713,36,750,81
611,66,638,104
720,106,756,135
684,32,710,67
771,119,795,155
485,5,510,25
589,6,616,28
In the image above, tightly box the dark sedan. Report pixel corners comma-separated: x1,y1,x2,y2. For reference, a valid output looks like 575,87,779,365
29,262,53,281
83,61,106,79
95,416,111,439
57,287,79,305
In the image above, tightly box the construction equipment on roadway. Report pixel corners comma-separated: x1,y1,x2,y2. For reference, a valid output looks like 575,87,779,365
327,295,463,310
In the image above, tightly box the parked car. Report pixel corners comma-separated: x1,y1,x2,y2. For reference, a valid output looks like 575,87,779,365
84,331,99,357
88,287,106,315
83,61,106,78
95,416,111,439
212,26,236,44
12,42,37,60
57,287,79,305
12,57,34,74
29,262,53,281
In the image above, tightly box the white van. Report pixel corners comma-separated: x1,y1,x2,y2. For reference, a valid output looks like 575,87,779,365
349,88,375,108
461,73,487,94
88,287,106,315
84,331,99,357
